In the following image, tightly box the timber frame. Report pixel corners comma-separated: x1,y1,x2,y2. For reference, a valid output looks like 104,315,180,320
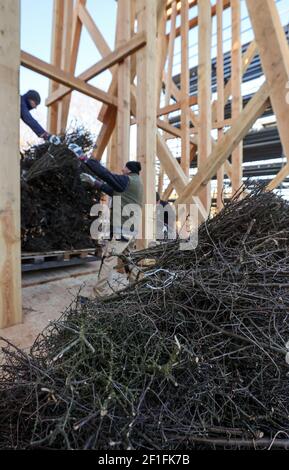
1,0,289,327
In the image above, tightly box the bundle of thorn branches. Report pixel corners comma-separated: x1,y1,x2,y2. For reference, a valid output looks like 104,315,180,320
1,184,289,450
21,128,100,252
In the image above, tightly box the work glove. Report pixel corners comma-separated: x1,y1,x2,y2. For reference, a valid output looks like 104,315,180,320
49,135,61,145
68,143,87,161
41,131,51,141
80,172,97,187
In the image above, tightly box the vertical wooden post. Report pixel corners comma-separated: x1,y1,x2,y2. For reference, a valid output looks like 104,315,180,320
247,0,289,178
49,0,86,134
158,0,177,193
136,0,158,247
156,5,168,186
216,0,224,212
47,0,64,134
117,0,131,171
198,0,212,212
106,1,122,172
156,9,169,103
107,131,118,172
231,0,243,195
180,0,190,176
0,0,22,328
156,8,169,192
57,0,73,133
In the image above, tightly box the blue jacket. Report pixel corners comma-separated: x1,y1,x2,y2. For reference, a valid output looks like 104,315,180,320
85,159,129,197
20,92,46,137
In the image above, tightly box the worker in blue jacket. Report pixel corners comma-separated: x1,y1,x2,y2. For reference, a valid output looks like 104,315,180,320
70,145,143,298
21,90,60,144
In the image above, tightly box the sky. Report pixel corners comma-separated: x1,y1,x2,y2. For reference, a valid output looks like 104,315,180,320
20,0,117,95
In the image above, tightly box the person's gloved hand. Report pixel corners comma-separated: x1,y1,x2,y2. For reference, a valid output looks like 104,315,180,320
80,173,97,187
41,132,51,141
68,143,87,161
49,135,61,145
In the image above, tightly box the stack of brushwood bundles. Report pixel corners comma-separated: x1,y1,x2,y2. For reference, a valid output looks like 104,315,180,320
21,128,100,252
1,184,289,450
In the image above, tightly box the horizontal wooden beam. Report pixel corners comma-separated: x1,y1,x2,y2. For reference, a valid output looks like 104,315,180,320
21,50,117,107
166,0,197,20
157,118,182,137
157,118,197,144
157,95,198,117
172,0,231,39
168,78,199,127
45,32,146,107
175,82,270,204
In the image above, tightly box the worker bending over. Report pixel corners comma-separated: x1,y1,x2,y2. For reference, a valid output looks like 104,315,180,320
21,90,60,144
75,150,143,298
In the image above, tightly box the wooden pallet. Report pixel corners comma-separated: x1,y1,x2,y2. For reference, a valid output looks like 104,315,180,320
21,248,101,272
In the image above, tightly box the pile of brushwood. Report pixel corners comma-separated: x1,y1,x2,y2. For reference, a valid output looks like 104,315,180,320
21,128,100,252
1,184,289,450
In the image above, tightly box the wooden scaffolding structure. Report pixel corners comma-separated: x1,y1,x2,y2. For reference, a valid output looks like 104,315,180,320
2,0,289,327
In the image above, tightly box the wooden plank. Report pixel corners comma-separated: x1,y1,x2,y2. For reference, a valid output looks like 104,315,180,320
175,82,270,204
49,0,86,133
156,8,169,102
267,163,289,191
180,0,190,176
92,0,165,161
78,3,111,58
46,32,146,107
106,130,118,172
158,95,198,117
166,0,197,19
165,41,257,176
157,133,188,194
157,2,170,195
106,1,122,173
0,0,22,328
157,119,199,143
216,0,224,213
231,0,243,195
136,0,159,246
46,0,86,134
169,78,199,127
84,33,145,81
211,39,258,122
173,0,231,38
160,0,177,190
157,133,208,220
198,0,212,212
162,182,175,200
57,0,74,133
158,169,165,195
47,0,64,134
212,119,233,128
157,119,182,138
246,0,289,165
21,51,118,107
117,0,131,171
46,1,112,108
